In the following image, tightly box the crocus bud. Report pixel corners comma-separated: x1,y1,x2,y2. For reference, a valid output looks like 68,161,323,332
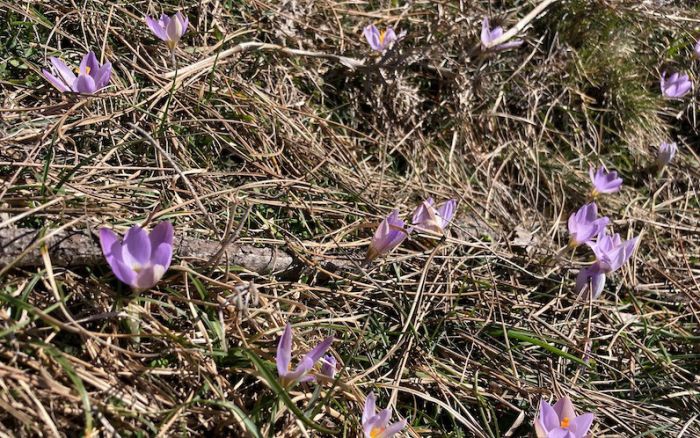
656,142,677,168
146,12,189,51
276,323,334,388
320,355,337,379
480,17,523,51
412,198,456,235
366,210,409,261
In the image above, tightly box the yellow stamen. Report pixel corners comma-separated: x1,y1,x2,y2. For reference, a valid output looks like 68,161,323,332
379,30,386,44
560,417,570,428
75,66,91,75
370,427,384,438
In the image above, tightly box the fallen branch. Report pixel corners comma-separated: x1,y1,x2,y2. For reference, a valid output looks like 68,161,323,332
0,228,299,275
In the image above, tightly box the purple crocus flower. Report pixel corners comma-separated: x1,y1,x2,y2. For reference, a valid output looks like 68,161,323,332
366,209,409,261
575,230,639,298
145,12,189,51
534,397,594,438
362,392,407,438
480,18,523,51
42,51,112,94
660,71,692,99
656,142,677,167
363,24,399,52
99,222,174,291
320,354,337,379
589,165,623,196
412,198,457,234
276,323,334,387
567,203,608,247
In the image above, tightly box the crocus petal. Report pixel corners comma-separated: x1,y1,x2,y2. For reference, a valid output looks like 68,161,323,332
99,228,119,259
177,12,189,36
122,226,152,269
377,419,407,438
575,266,606,298
42,70,71,93
276,324,293,376
363,25,381,51
166,15,184,43
133,264,165,290
547,429,571,438
496,40,523,50
303,336,334,363
80,51,99,76
151,243,173,272
320,355,337,378
363,393,377,425
534,417,548,438
73,74,97,94
111,257,137,287
146,15,168,40
150,221,174,249
481,18,492,45
383,27,397,46
437,199,456,228
539,400,560,431
49,57,77,85
553,397,576,422
92,62,112,90
569,413,594,437
374,407,392,429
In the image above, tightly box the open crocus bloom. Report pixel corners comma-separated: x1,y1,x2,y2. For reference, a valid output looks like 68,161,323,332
656,142,677,167
535,397,594,438
589,165,623,196
362,392,407,438
276,323,334,387
363,24,399,52
99,222,173,291
575,230,639,298
480,18,523,51
42,51,112,94
145,12,189,50
567,203,608,247
660,71,692,99
412,198,456,234
366,209,410,261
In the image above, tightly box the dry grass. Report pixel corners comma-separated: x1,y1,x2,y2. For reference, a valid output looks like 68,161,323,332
1,0,699,436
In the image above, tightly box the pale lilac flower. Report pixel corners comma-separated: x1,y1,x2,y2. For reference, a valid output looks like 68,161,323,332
99,222,174,291
412,198,457,234
362,392,407,438
589,165,623,196
575,230,639,298
146,12,189,50
480,18,523,51
276,323,334,387
42,51,112,94
660,71,692,99
320,355,337,379
656,142,677,167
567,203,608,247
366,210,409,261
534,397,594,438
363,24,399,52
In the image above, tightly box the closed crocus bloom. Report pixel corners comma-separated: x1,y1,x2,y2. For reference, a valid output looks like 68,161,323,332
660,71,692,99
589,165,623,197
366,210,409,261
575,230,639,298
480,18,523,51
412,198,457,234
99,222,174,291
656,142,677,167
320,354,337,379
567,203,608,247
362,393,407,438
363,24,399,52
276,323,334,388
534,397,594,438
42,51,112,94
146,12,189,50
